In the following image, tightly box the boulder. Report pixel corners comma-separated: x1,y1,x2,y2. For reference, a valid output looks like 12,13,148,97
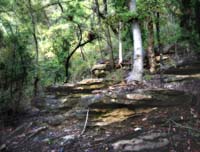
112,132,169,152
79,89,193,109
46,78,110,95
91,64,110,78
44,114,65,126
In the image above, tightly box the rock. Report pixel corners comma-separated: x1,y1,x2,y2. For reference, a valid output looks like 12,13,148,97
84,89,193,109
27,107,40,116
134,127,142,132
78,94,103,108
44,115,65,126
93,108,135,126
163,59,200,75
93,70,107,78
46,79,111,95
77,78,104,85
0,144,6,151
126,94,152,100
92,64,108,71
91,64,111,78
75,84,106,91
31,97,46,109
60,135,76,146
155,55,170,62
31,96,78,112
8,122,33,138
112,132,169,152
140,132,167,140
91,108,156,127
163,74,200,83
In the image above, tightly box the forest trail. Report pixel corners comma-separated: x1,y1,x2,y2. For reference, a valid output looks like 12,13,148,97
1,0,200,151
0,57,200,152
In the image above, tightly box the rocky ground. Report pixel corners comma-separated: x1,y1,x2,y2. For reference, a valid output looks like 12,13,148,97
0,55,200,152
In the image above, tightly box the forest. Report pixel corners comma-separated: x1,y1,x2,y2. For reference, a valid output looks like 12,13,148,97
0,0,200,151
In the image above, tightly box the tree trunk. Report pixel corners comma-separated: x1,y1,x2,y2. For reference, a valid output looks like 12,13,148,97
194,0,200,38
156,12,163,87
28,0,39,96
65,59,70,82
118,22,123,65
105,27,115,68
180,0,192,37
147,19,156,73
126,0,143,82
64,24,96,82
103,0,115,68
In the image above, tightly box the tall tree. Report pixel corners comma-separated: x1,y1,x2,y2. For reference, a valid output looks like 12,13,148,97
126,0,143,82
156,11,163,86
27,0,40,96
93,0,115,68
118,22,123,65
147,18,156,74
194,0,200,38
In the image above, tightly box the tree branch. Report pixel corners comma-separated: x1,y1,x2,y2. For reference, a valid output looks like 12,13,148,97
64,24,96,81
66,27,96,63
41,0,69,12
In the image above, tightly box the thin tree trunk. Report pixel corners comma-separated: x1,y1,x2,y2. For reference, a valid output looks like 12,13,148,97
103,0,114,68
118,22,123,65
127,0,143,82
64,24,96,82
194,0,200,38
10,43,16,100
156,12,163,87
147,19,156,73
93,0,114,68
105,27,115,68
180,0,192,32
28,0,39,96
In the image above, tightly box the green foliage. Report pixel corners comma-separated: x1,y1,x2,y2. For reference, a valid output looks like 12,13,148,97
40,59,65,85
105,69,125,82
144,74,153,81
0,32,33,112
105,12,139,25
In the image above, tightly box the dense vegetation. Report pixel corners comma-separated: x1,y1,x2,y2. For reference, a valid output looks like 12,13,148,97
0,0,200,112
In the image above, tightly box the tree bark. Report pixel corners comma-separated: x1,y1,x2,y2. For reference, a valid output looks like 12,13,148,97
118,22,123,65
156,12,163,87
194,0,200,38
64,24,96,82
126,0,143,82
105,27,115,68
147,19,156,73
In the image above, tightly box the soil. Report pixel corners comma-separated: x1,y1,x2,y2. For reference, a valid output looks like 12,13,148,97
0,103,199,152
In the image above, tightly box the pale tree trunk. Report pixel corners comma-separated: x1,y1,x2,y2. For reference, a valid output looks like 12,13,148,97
147,19,156,73
118,22,123,65
126,0,143,82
